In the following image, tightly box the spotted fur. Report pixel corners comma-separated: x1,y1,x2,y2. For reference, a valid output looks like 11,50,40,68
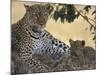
69,39,96,69
30,29,70,65
11,3,70,74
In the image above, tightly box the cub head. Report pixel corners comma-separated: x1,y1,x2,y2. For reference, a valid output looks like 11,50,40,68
69,39,85,57
69,39,85,48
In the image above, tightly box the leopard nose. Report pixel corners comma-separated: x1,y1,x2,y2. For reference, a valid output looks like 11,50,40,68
37,19,44,25
40,24,46,28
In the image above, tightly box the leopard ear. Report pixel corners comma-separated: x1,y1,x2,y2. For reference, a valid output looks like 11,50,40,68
46,4,53,13
46,3,51,8
81,40,85,46
24,4,30,9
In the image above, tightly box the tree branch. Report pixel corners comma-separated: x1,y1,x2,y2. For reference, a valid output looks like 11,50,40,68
74,7,95,29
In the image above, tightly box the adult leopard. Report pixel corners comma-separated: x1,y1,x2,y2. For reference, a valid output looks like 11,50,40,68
11,3,70,74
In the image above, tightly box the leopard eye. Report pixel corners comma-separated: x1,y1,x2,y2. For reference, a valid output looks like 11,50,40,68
44,12,48,15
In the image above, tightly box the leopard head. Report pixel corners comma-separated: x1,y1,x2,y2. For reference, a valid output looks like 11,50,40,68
24,3,53,29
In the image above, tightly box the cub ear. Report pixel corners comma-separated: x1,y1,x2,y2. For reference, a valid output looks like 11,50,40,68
69,39,74,43
24,4,30,9
81,40,85,46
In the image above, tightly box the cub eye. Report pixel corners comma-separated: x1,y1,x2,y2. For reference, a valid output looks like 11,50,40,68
32,13,36,15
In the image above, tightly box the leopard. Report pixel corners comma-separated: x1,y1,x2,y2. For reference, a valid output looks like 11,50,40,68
11,3,53,74
69,39,96,70
11,3,70,74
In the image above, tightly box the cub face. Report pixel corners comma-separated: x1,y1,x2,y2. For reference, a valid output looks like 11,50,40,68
69,39,85,57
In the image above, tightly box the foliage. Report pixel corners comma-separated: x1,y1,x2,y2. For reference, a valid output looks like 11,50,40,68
52,4,80,23
50,3,96,41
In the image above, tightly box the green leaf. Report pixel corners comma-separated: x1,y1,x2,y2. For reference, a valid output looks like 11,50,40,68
92,10,96,15
53,11,59,21
83,6,91,13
